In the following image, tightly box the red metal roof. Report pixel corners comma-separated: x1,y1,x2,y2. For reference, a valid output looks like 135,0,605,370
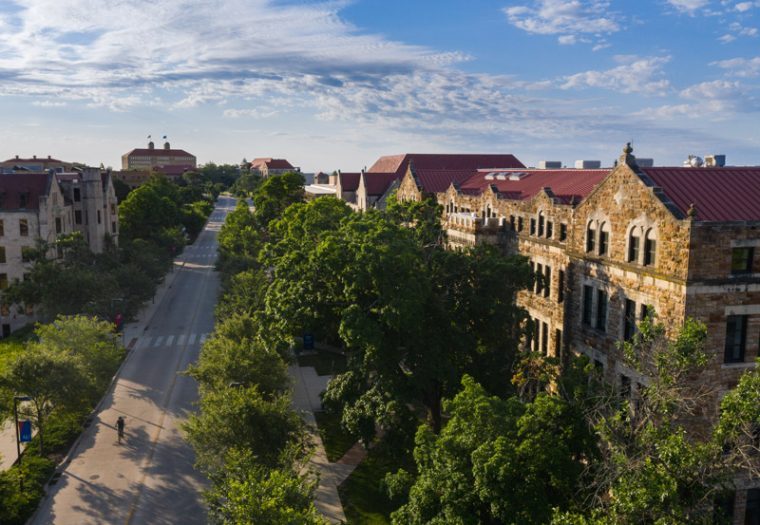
368,153,525,176
339,172,361,192
362,172,400,195
458,169,609,204
639,167,760,221
0,173,52,210
125,148,195,157
413,169,477,193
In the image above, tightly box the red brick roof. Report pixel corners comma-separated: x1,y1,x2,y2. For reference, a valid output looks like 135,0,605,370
362,172,401,196
368,153,525,175
125,148,195,157
338,172,361,192
458,169,609,204
0,173,52,210
639,166,760,221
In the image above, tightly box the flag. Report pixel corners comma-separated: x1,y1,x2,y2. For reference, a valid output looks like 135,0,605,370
162,135,167,139
147,134,151,139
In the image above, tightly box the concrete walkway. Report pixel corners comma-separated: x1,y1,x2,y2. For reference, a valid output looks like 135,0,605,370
291,365,365,524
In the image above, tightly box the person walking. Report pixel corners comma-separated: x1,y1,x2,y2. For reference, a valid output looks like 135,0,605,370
116,416,125,444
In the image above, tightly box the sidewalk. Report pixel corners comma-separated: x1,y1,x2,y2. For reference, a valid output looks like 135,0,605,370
0,259,185,472
291,365,364,524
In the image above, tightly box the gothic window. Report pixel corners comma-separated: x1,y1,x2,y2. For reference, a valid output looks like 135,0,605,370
644,229,657,266
628,229,640,263
599,222,610,256
586,222,596,253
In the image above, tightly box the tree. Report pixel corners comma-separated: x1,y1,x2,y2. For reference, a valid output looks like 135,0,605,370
118,178,182,242
252,171,305,228
217,201,262,278
205,449,325,525
390,375,595,525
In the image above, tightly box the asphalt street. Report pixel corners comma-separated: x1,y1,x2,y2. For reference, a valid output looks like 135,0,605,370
30,196,236,525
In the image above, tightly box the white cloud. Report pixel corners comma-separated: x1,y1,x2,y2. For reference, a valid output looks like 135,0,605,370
503,1,619,46
666,0,710,13
711,56,760,76
561,56,672,94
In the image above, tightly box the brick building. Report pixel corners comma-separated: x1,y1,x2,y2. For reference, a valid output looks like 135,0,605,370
396,144,760,522
121,140,196,171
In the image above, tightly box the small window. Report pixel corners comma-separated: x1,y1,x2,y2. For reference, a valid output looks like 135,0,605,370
535,263,543,295
586,223,596,253
582,285,593,326
596,289,608,332
112,221,117,233
724,315,747,363
0,273,7,290
541,322,549,355
0,219,4,236
628,231,640,263
111,203,116,214
509,215,515,230
554,328,562,356
546,220,553,239
55,217,62,234
517,217,524,232
559,223,567,242
640,304,653,322
0,247,5,264
543,266,551,298
97,210,102,224
75,210,82,225
730,247,754,274
745,488,760,525
530,218,536,235
19,219,28,237
644,229,656,266
21,247,33,263
624,299,637,341
557,270,564,303
599,223,609,256
538,214,545,237
73,188,81,202
620,374,632,398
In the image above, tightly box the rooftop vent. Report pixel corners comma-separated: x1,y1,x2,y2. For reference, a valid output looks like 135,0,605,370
538,160,562,169
509,172,529,181
683,155,704,168
485,173,495,181
705,154,726,167
574,160,601,169
636,158,654,167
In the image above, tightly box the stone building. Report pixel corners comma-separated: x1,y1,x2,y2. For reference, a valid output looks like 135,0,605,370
397,145,760,522
121,140,196,171
249,158,297,178
0,172,73,335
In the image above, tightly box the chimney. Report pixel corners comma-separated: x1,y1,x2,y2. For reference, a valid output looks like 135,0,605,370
148,141,155,150
33,155,37,159
538,160,562,169
47,155,51,159
15,155,18,159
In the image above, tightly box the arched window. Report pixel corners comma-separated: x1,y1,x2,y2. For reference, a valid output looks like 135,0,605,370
586,222,596,253
628,228,640,263
599,222,610,256
538,212,545,237
644,228,657,266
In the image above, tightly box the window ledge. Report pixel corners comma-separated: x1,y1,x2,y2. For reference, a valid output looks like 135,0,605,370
721,362,757,370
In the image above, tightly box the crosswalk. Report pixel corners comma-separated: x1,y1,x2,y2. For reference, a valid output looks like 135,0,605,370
139,332,212,349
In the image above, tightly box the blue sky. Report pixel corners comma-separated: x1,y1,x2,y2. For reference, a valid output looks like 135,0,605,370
0,0,759,171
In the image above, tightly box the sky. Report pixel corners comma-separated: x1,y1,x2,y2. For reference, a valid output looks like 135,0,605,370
0,0,759,171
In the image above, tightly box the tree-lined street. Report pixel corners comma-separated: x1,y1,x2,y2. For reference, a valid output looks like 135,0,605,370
29,196,236,525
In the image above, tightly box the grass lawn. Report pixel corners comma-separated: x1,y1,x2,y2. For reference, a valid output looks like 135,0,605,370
314,410,356,462
296,350,347,376
339,441,413,525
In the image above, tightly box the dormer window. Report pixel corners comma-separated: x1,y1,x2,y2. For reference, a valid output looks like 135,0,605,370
599,222,610,256
628,230,640,263
538,213,545,236
644,229,657,266
586,223,596,253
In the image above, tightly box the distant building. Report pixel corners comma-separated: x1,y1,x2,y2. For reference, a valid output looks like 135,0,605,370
249,158,298,178
122,140,196,171
0,155,75,174
0,167,119,335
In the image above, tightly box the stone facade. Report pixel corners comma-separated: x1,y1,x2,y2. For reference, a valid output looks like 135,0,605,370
402,146,760,522
122,141,196,170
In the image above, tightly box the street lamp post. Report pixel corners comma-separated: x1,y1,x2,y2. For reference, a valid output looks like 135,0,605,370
13,395,32,489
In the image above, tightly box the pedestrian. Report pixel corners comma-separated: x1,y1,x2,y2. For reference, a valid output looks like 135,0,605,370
116,416,125,443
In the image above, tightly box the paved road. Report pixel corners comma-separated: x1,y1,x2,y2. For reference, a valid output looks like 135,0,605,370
31,196,235,525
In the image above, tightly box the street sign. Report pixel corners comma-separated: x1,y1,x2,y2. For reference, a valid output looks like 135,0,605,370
303,333,314,351
18,420,32,443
